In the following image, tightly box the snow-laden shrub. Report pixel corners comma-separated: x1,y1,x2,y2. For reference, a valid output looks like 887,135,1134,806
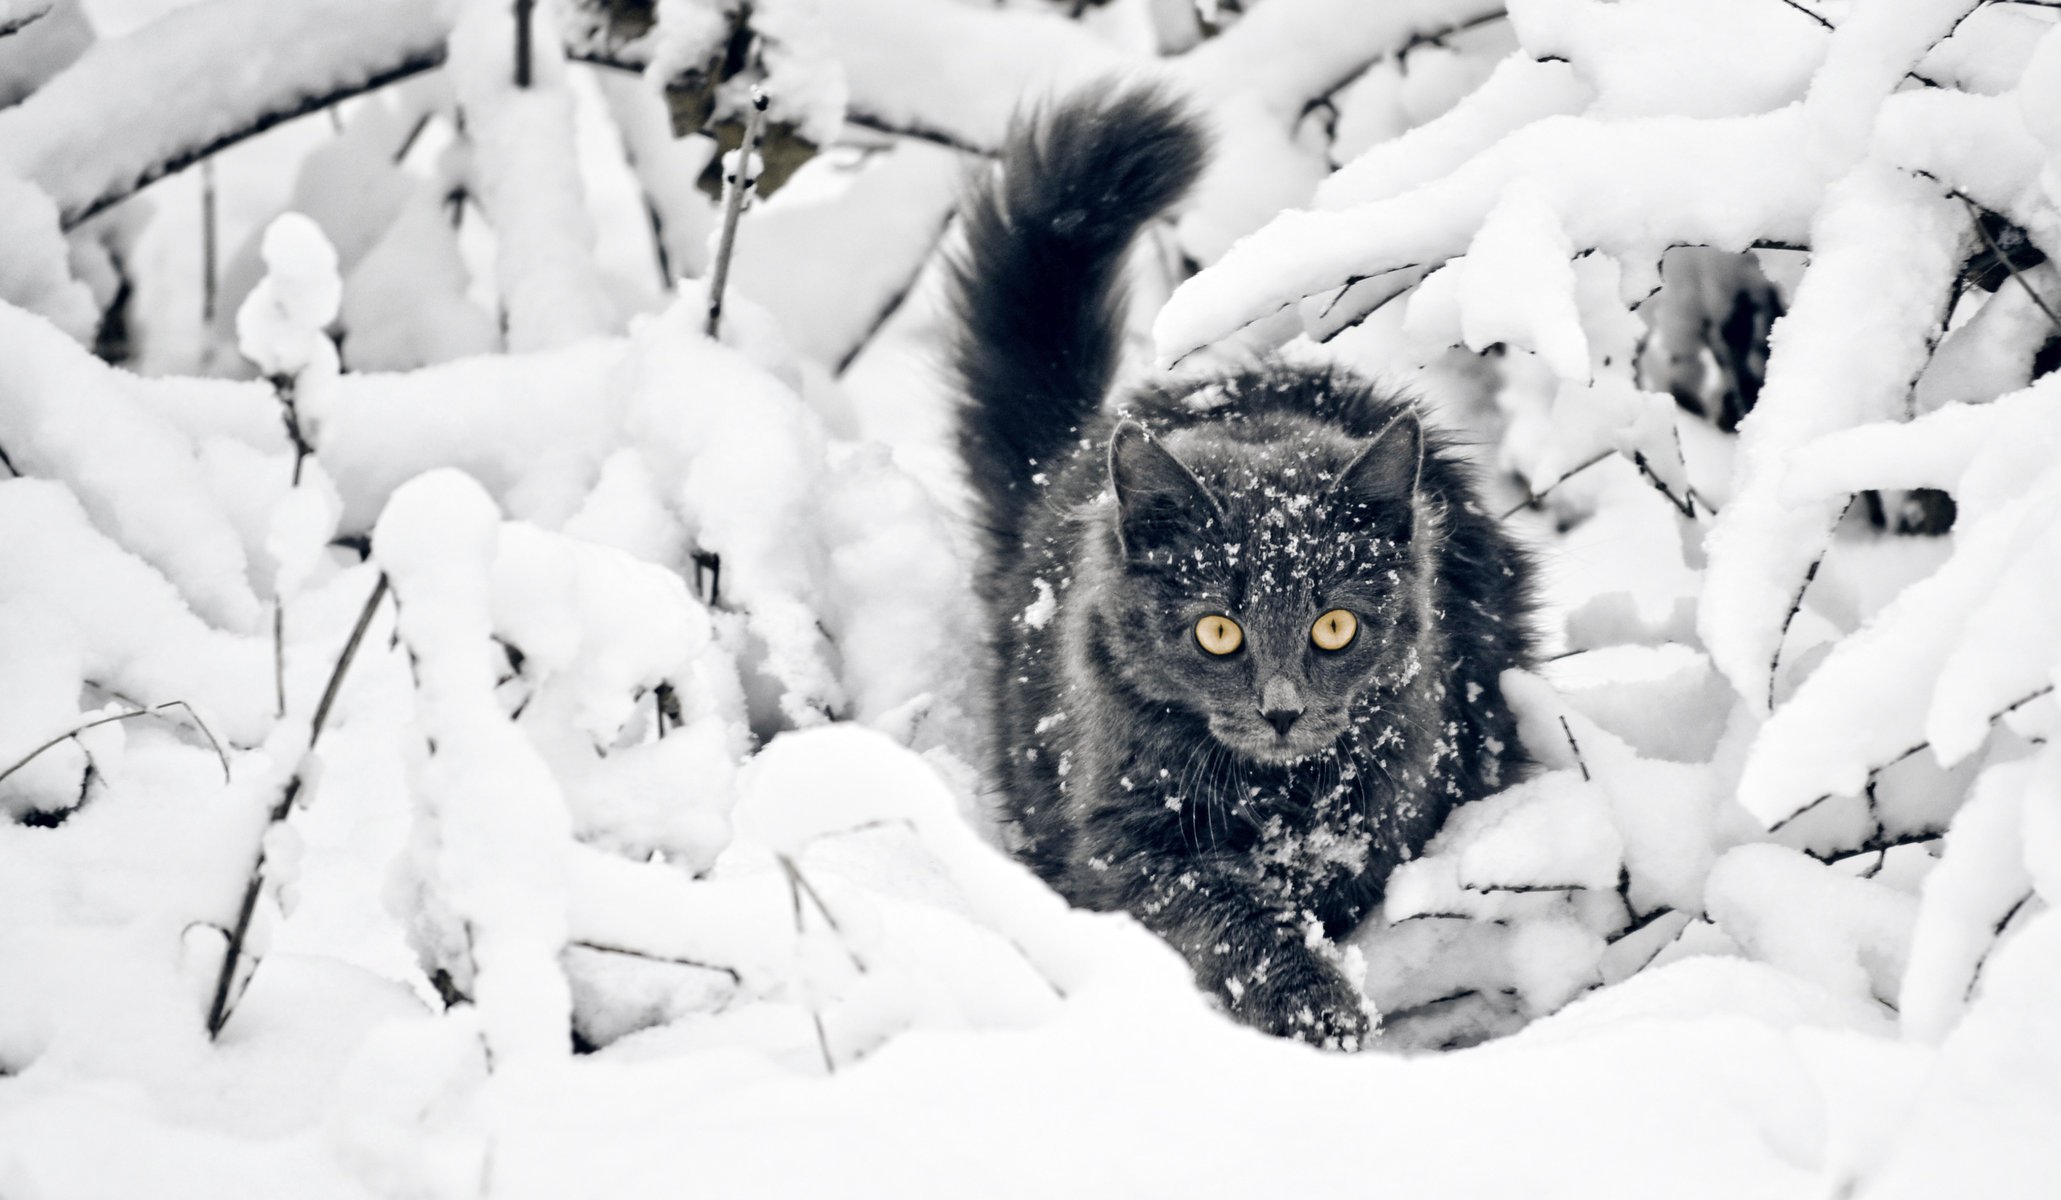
1160,0,2061,1055
1,0,2058,1194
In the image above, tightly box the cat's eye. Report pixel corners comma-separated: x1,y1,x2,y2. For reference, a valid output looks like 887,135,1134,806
1311,609,1358,651
1194,614,1243,656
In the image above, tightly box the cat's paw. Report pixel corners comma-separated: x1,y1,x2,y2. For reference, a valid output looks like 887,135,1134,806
1224,952,1374,1052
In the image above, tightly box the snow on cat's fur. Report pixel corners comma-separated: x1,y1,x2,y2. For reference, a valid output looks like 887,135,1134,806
950,85,1536,1045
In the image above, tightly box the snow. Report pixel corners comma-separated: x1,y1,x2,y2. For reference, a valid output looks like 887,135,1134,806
1700,164,1968,710
449,0,618,352
375,472,575,1067
1508,0,1829,120
0,169,96,339
0,0,451,225
235,213,342,379
2,0,2058,1194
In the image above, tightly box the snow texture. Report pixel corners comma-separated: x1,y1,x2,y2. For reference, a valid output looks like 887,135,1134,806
1,0,2058,1195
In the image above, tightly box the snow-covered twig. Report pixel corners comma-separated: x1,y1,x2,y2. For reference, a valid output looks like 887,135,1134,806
707,88,770,339
1808,830,1943,868
0,0,456,229
1769,685,2056,833
1963,891,2034,1000
0,700,228,790
206,573,391,1038
1766,498,1857,710
834,211,958,376
1299,8,1510,120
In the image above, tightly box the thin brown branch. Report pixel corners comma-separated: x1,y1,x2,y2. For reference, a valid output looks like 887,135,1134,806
568,939,740,983
200,160,219,326
273,603,287,719
156,700,231,782
1558,716,1590,782
514,0,536,89
0,701,228,790
1498,451,1611,519
706,85,768,339
841,111,992,158
1964,891,2034,1001
1805,829,1942,867
208,572,390,1037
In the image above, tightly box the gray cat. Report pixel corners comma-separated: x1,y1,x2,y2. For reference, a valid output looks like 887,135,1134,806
949,86,1535,1047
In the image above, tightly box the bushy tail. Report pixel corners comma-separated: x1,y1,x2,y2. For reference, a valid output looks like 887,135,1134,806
950,84,1207,554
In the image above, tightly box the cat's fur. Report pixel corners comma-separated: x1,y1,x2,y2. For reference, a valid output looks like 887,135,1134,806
950,86,1535,1047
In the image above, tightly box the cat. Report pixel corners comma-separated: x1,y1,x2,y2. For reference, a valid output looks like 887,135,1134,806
949,85,1535,1047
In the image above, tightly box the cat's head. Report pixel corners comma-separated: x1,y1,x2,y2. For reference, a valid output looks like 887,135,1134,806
1097,410,1431,766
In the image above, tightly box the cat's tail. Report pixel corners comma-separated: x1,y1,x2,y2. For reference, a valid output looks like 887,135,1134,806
949,83,1207,550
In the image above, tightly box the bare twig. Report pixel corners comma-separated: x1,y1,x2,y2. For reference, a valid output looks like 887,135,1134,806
271,374,314,486
1961,197,2061,333
1805,829,1942,868
157,700,231,781
1769,0,1833,31
207,572,390,1037
1630,449,1708,519
1498,451,1611,519
514,0,536,88
835,209,959,377
1558,716,1590,782
1767,498,1854,710
1964,891,2034,1001
568,939,740,984
200,160,219,326
781,859,838,1075
0,701,228,790
841,111,991,158
777,853,864,968
273,603,287,719
705,86,769,339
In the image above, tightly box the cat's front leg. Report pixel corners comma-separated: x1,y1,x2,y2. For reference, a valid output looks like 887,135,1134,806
1104,857,1374,1049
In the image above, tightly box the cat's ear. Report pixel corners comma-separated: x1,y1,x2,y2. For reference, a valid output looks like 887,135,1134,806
1109,419,1221,558
1331,409,1424,531
1334,409,1423,499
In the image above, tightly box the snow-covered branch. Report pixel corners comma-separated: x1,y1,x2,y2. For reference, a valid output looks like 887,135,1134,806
0,0,450,227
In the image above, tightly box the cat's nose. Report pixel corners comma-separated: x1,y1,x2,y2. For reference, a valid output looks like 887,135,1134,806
1259,676,1303,735
1261,706,1302,736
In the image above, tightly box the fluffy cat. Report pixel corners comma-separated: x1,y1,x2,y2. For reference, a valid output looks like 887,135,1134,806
950,86,1535,1047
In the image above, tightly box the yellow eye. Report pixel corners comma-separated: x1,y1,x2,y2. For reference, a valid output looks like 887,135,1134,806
1311,609,1358,651
1194,614,1243,656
